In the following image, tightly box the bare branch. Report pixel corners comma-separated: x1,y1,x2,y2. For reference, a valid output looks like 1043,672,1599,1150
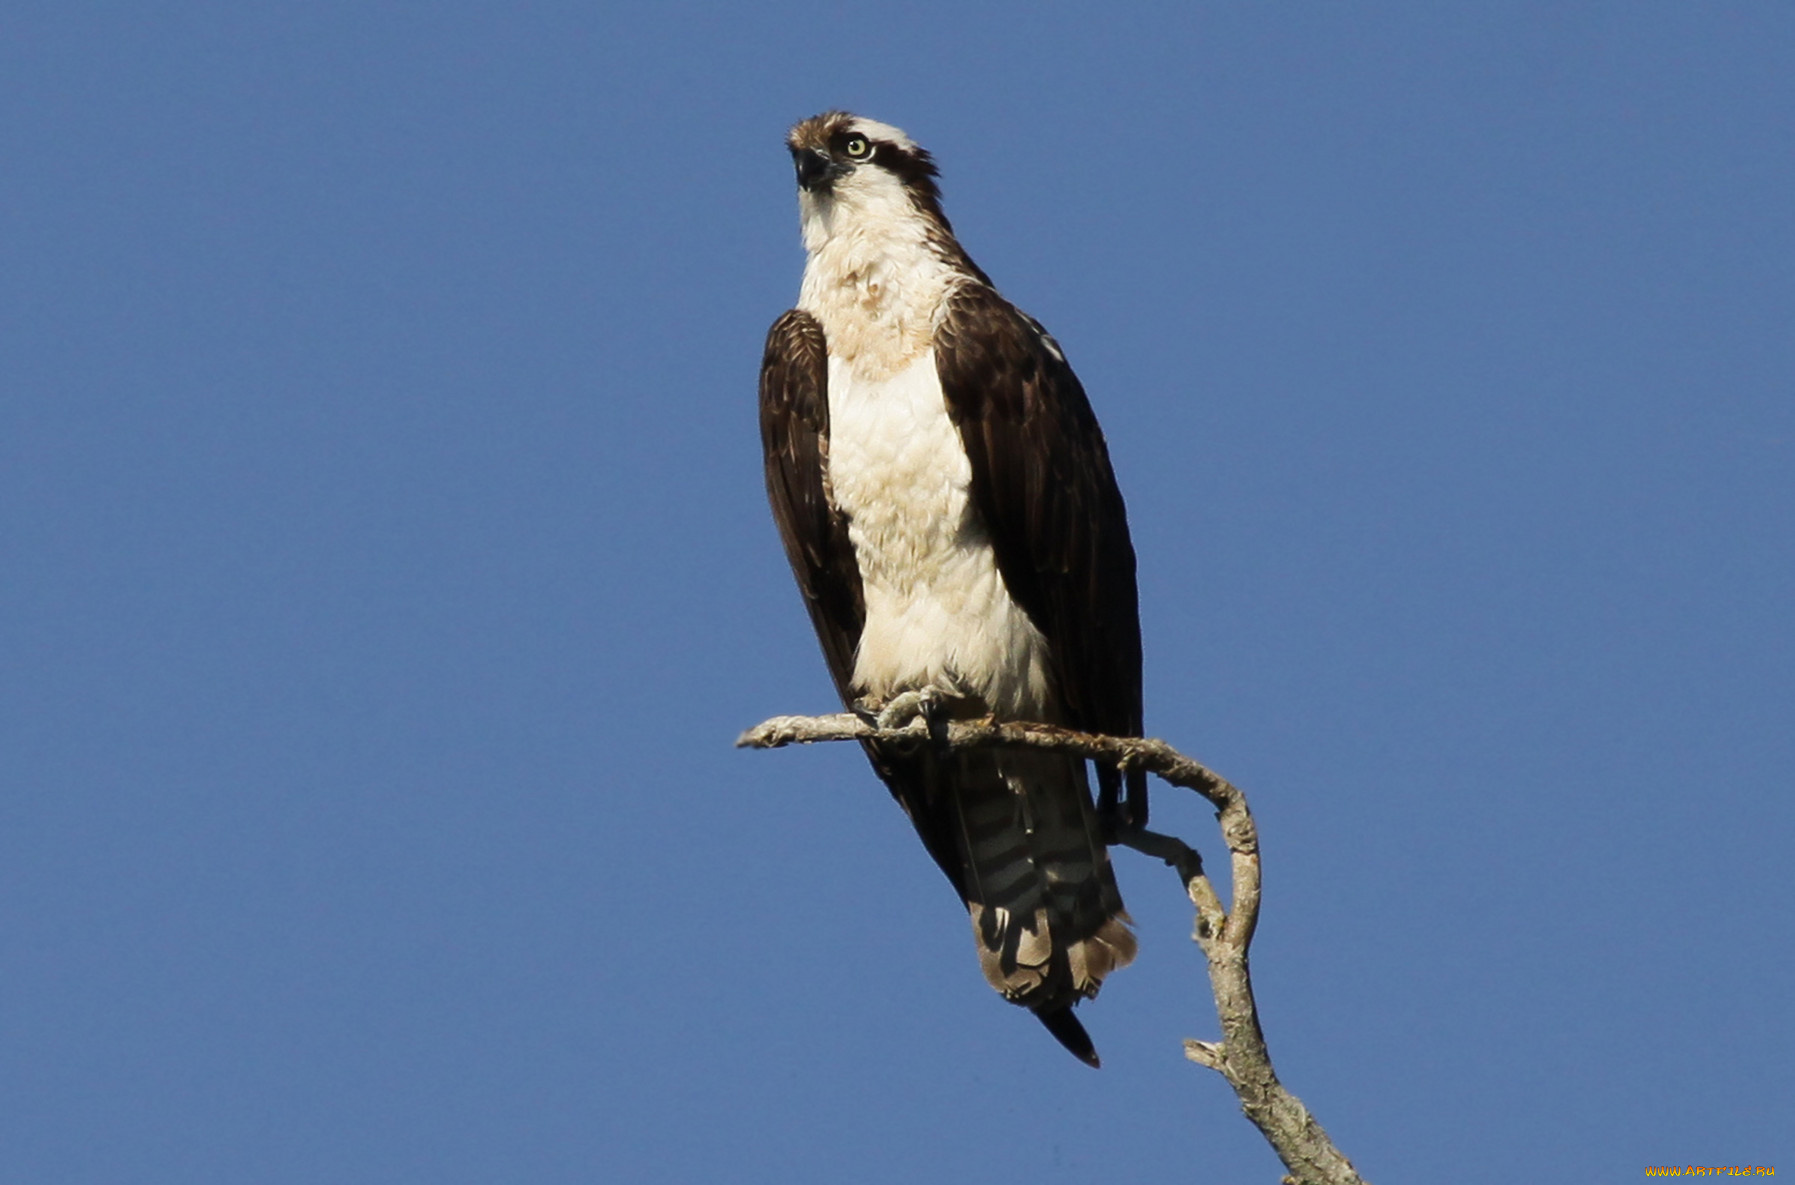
739,711,1368,1185
1183,1037,1226,1070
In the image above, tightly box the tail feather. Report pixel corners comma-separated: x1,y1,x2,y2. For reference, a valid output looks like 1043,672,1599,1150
866,739,1136,1064
949,748,1134,1060
1035,1005,1101,1068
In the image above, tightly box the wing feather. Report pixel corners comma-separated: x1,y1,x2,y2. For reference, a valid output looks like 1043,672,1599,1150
759,309,862,700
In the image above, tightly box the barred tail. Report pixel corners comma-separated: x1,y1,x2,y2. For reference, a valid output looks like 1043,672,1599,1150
950,748,1135,1062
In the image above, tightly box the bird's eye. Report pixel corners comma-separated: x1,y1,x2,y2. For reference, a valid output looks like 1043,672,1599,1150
844,135,872,160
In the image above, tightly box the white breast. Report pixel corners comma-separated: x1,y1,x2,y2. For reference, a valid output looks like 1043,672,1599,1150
826,350,1053,718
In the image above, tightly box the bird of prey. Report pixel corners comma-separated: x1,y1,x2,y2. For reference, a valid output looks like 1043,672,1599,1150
759,112,1147,1066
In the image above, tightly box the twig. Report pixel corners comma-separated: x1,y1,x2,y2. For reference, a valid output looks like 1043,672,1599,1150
738,712,1368,1185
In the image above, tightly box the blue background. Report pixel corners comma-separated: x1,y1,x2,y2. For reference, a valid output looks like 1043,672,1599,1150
3,3,1789,1181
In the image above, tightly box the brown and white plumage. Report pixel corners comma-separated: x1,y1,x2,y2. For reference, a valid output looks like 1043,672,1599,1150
759,112,1147,1066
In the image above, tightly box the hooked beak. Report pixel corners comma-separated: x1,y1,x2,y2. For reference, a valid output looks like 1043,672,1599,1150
793,148,847,192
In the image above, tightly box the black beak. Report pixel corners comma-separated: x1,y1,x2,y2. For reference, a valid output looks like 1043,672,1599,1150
793,148,844,192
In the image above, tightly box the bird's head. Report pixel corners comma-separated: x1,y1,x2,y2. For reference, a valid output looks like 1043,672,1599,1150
785,111,943,213
785,111,984,280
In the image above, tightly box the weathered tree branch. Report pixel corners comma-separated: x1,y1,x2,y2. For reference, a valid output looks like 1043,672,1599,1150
737,712,1367,1185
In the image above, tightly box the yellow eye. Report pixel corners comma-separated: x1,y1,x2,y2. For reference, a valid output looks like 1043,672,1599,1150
844,135,872,160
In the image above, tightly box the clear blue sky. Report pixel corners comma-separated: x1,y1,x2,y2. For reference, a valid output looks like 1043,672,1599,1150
2,3,1789,1181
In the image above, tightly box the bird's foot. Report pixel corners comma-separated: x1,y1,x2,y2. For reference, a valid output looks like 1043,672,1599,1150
853,685,966,736
871,687,947,733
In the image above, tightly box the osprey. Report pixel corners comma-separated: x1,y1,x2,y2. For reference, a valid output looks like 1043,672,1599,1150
759,112,1147,1066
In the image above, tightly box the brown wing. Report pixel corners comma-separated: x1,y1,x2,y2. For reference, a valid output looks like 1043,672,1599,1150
759,309,863,700
935,284,1148,824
